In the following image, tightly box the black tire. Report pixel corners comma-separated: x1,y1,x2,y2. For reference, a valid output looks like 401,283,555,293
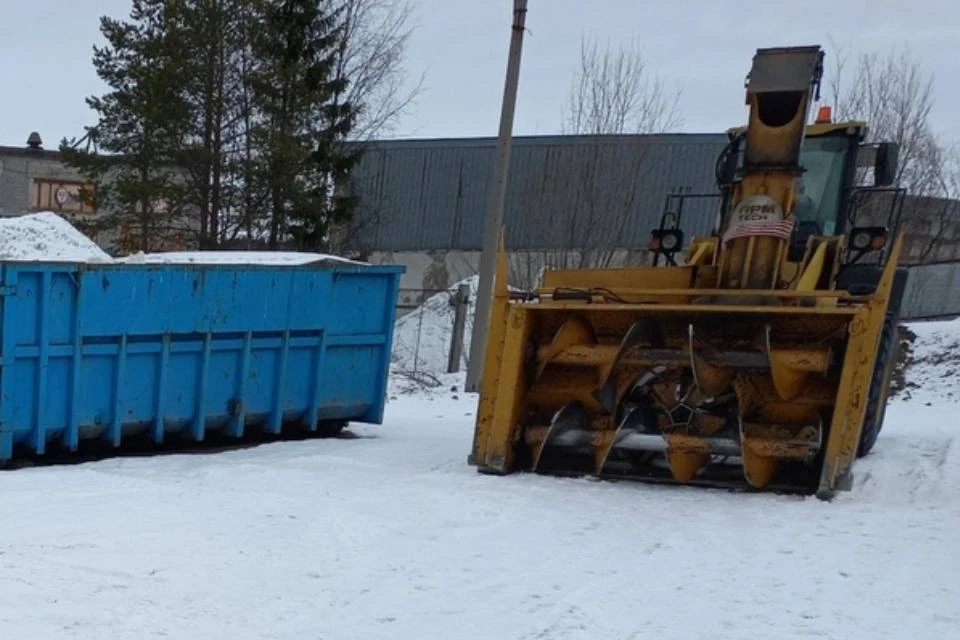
857,316,898,458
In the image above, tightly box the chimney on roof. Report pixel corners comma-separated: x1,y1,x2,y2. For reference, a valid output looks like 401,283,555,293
26,132,43,150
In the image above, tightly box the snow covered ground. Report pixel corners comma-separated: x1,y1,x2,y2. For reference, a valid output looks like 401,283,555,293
899,319,960,403
1,322,958,639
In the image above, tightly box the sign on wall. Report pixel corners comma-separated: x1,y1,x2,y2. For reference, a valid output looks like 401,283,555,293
32,179,96,214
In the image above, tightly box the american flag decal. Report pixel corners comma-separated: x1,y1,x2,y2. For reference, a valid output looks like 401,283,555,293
723,218,795,244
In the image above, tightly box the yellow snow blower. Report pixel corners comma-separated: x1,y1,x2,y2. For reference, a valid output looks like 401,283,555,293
470,45,909,498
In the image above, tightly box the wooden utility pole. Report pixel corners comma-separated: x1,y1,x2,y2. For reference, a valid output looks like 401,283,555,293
465,0,528,392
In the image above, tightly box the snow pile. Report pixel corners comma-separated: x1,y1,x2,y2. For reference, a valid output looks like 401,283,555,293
0,211,365,267
899,317,960,403
0,211,111,262
119,250,362,266
389,275,478,393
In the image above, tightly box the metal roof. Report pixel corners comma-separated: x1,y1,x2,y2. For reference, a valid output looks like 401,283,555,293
349,133,730,252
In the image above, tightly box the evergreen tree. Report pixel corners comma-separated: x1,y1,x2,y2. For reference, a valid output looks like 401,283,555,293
247,0,360,251
169,0,253,249
63,0,372,254
60,0,191,253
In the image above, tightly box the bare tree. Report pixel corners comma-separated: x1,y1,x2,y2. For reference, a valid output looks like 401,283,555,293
916,143,960,262
318,0,424,256
332,0,424,142
508,36,681,288
827,43,940,194
826,42,960,263
562,35,682,136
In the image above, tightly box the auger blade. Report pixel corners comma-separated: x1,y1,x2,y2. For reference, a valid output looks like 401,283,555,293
593,319,665,414
738,416,824,489
595,366,668,475
535,316,597,382
532,401,594,474
688,324,736,397
596,401,662,475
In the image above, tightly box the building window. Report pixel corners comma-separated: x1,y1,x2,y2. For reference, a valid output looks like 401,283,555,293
32,179,96,214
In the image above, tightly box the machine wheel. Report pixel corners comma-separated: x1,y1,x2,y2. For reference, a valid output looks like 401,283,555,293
857,316,898,458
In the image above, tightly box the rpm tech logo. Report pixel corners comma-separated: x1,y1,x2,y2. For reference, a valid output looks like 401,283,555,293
731,194,783,225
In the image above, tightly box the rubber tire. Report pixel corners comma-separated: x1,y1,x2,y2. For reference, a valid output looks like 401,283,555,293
856,316,898,458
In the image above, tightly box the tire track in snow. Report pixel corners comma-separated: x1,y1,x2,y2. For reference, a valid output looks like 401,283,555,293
854,402,957,507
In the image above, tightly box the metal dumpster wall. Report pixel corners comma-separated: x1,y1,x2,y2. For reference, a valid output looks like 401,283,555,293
0,261,404,461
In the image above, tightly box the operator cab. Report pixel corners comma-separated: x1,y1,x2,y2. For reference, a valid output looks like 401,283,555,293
649,109,905,271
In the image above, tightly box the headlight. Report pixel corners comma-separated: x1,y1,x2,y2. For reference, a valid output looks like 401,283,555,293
649,229,684,253
848,226,888,253
852,230,872,250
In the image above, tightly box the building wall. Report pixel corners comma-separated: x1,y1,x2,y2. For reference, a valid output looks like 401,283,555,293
898,196,960,264
901,261,960,320
0,148,86,214
349,133,730,253
349,134,960,300
0,142,199,254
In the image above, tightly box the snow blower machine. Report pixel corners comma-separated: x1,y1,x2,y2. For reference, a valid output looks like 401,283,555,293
469,45,909,499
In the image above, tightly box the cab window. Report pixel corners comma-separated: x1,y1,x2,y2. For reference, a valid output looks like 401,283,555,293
794,136,849,235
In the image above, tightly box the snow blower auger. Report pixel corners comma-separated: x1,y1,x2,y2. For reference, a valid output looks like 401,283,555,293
469,45,910,499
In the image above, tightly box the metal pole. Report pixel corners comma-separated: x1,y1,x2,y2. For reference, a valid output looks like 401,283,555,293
447,283,471,373
465,0,528,392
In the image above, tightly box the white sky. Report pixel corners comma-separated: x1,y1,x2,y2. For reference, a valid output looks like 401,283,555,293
0,0,955,148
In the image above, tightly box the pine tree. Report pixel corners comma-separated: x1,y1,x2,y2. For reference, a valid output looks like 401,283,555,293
168,0,252,249
63,0,373,254
59,0,191,253
247,0,360,251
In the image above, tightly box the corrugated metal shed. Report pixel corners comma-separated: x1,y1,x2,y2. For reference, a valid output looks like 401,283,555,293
350,134,729,252
901,261,960,320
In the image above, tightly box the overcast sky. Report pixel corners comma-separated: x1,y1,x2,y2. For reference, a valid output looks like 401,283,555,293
0,0,955,149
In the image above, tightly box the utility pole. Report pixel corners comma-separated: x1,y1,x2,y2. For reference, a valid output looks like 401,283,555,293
465,0,528,392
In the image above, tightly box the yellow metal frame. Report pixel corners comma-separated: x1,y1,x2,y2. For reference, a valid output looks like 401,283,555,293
816,235,904,495
471,229,905,497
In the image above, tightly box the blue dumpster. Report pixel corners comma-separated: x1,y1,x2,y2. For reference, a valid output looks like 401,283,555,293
0,259,405,461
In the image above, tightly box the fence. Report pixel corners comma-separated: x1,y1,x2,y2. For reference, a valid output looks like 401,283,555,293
395,287,450,317
390,285,473,389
